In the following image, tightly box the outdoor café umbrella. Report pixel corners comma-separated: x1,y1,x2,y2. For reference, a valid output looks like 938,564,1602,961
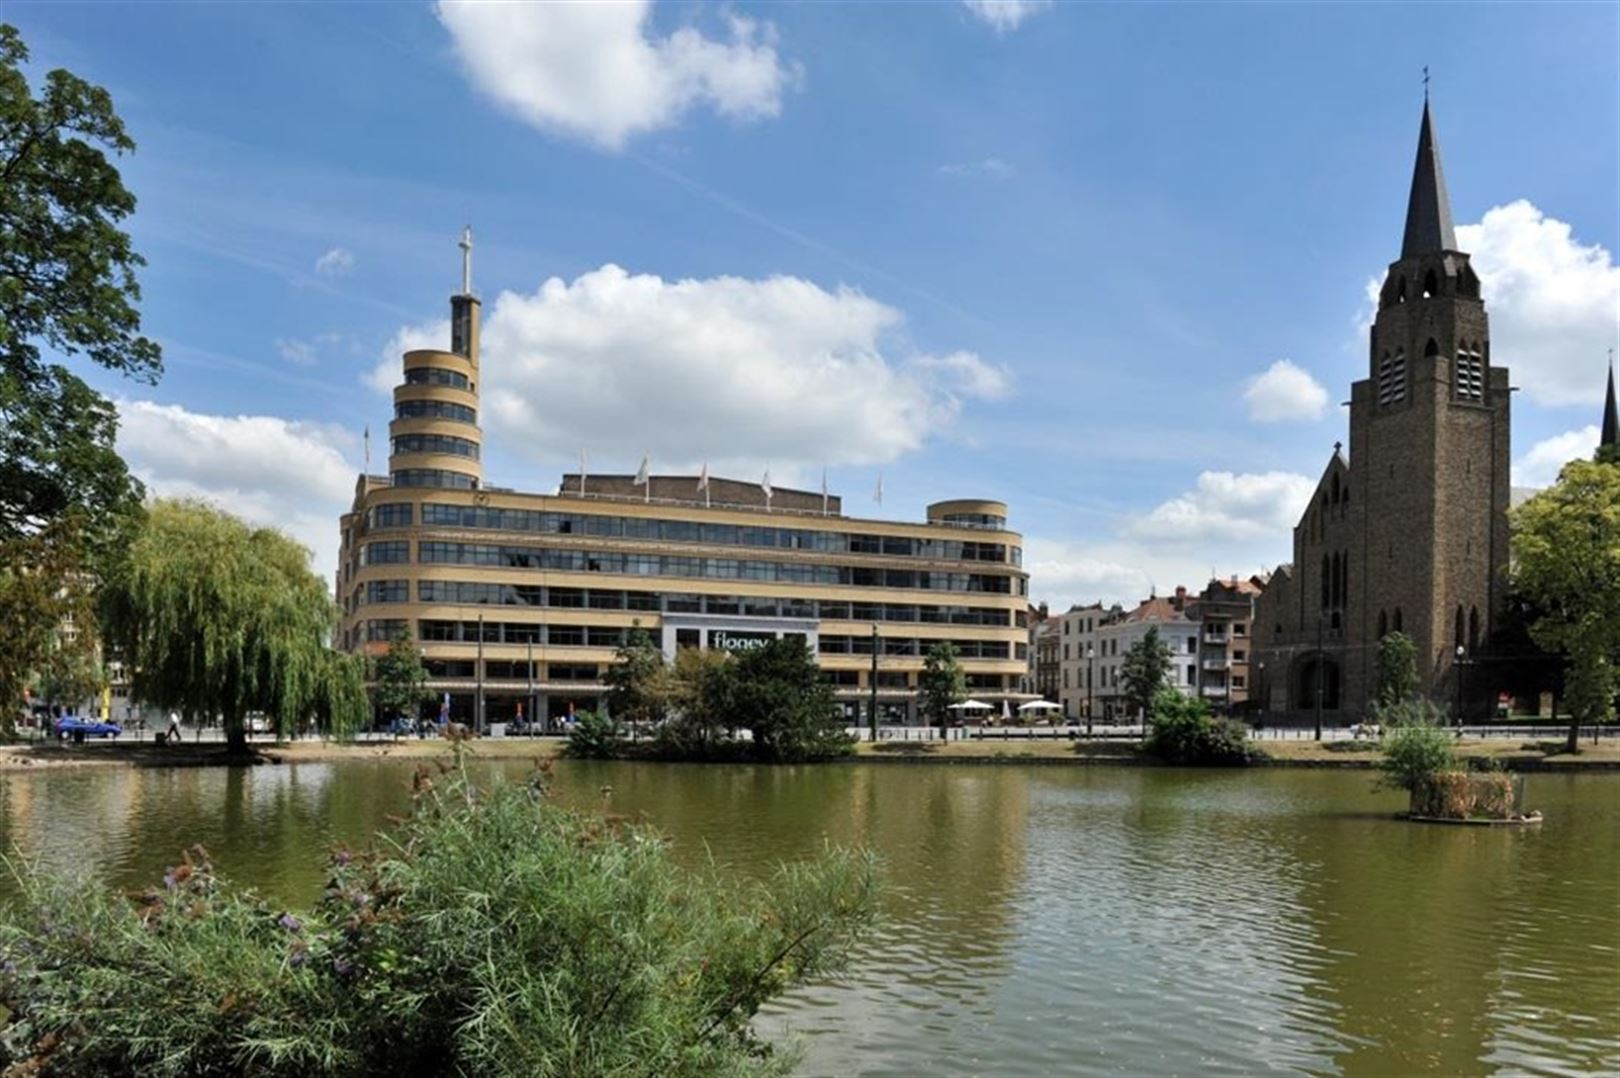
1018,700,1062,713
947,700,993,711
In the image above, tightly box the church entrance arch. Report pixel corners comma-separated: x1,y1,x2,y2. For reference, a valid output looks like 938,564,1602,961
1290,653,1342,712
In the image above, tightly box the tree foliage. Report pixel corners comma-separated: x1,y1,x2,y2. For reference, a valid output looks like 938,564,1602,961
371,630,430,725
654,647,736,755
718,637,849,761
0,23,159,554
100,499,363,752
0,762,880,1075
1145,689,1263,765
917,641,965,735
0,517,98,733
1373,631,1420,711
1378,716,1457,793
1120,627,1173,719
603,627,666,726
1510,458,1620,751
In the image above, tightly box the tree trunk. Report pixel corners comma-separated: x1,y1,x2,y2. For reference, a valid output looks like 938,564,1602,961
225,710,249,756
1566,719,1580,756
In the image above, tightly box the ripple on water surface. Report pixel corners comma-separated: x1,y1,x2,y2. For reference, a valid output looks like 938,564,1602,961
1,761,1615,1075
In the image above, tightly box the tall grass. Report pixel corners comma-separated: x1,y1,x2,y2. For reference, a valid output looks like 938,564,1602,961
0,758,879,1075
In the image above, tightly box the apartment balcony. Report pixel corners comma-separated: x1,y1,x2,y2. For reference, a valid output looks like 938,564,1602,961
1202,631,1229,644
1201,685,1229,698
1201,658,1230,671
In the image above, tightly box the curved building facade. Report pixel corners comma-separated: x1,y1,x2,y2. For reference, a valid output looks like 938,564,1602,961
335,237,1031,728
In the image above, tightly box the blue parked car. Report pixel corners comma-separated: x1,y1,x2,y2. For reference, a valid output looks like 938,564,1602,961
55,716,122,739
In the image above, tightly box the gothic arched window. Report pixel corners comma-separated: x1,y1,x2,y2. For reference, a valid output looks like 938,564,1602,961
1393,608,1403,633
1422,270,1438,298
1321,555,1331,610
1469,606,1480,651
1455,606,1466,650
1378,610,1388,638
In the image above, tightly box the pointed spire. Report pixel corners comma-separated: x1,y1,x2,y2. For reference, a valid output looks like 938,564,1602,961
1401,100,1458,257
1602,352,1618,449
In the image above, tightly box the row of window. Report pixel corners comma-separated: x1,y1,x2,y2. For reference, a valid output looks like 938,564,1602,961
407,660,1008,692
1321,551,1349,611
392,469,477,490
378,541,1020,594
392,434,480,460
395,399,477,424
817,635,1015,660
403,367,469,390
366,501,1017,565
358,578,1015,625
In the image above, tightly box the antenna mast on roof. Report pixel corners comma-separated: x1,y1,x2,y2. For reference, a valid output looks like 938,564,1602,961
459,225,473,295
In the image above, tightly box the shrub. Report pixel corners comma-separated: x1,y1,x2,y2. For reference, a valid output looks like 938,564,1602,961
563,709,625,759
1146,690,1264,766
1409,770,1515,820
0,759,880,1076
1377,719,1456,793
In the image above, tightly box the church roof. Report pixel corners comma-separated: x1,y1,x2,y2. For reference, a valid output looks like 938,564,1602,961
1402,100,1458,257
1603,361,1618,448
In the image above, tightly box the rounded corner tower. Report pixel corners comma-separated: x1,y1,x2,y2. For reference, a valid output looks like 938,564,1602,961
386,226,485,492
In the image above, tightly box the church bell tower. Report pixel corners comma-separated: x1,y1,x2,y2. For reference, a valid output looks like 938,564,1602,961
1348,100,1511,706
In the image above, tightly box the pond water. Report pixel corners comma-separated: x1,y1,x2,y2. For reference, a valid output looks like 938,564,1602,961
2,760,1615,1075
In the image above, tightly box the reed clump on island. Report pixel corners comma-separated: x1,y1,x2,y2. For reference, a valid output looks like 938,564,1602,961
1377,703,1529,821
0,757,879,1076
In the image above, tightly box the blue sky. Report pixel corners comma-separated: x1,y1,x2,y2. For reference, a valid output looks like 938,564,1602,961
10,1,1618,604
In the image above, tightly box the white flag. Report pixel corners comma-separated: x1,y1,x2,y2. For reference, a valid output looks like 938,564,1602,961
634,453,650,486
579,448,589,494
363,425,371,469
820,467,829,514
761,467,773,499
696,462,709,490
873,472,884,505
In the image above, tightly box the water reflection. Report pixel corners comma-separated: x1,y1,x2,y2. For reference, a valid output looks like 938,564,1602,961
0,762,1614,1076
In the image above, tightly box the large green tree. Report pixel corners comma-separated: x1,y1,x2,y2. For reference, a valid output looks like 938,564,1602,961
917,641,966,739
372,629,430,728
101,500,364,753
0,24,159,550
1120,626,1173,721
604,627,667,727
719,637,849,762
1510,458,1620,753
0,517,97,735
1373,631,1420,712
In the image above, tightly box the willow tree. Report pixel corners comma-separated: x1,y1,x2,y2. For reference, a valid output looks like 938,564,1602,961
102,499,362,752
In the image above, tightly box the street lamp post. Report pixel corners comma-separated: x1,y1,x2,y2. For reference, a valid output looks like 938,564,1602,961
1313,615,1324,742
1085,644,1094,739
1256,661,1266,731
868,624,880,742
476,612,486,736
1455,645,1467,726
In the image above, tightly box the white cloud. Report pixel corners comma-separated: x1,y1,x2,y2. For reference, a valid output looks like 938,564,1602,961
1455,201,1620,407
1243,359,1329,422
436,0,797,150
1023,471,1312,609
962,0,1052,32
1513,425,1600,489
276,338,318,367
374,264,1008,474
939,157,1015,178
116,401,358,584
314,247,354,277
1126,470,1317,543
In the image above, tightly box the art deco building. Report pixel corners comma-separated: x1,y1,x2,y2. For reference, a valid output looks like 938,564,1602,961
335,234,1032,726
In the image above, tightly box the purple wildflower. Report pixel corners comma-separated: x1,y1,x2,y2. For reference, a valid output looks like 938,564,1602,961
277,912,302,933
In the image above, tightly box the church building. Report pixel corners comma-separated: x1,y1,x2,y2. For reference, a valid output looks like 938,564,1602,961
1253,101,1511,720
